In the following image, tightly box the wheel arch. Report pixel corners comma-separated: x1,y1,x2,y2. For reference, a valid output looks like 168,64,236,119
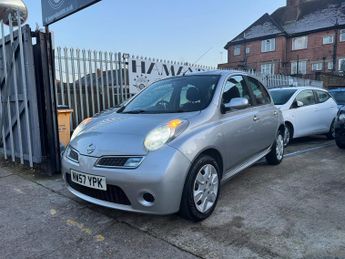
284,121,294,137
191,148,224,178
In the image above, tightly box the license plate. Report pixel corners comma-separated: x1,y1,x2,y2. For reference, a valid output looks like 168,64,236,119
70,170,107,191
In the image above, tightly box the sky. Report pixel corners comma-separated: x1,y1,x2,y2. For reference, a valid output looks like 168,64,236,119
24,0,285,67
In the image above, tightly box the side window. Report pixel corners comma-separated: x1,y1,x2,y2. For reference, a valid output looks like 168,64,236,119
315,90,330,103
245,77,271,105
295,90,316,106
222,76,252,106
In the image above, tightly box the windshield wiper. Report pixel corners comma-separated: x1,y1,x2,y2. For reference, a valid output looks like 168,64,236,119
121,109,148,114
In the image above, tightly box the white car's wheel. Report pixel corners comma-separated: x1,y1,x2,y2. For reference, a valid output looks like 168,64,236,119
284,124,293,147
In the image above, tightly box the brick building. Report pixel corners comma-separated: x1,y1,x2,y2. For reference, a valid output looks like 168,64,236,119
219,0,345,78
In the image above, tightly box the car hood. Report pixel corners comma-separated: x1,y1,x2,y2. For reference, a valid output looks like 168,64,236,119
70,111,199,157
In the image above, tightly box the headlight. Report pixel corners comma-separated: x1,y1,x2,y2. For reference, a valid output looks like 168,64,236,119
144,119,188,151
70,117,92,141
339,113,345,122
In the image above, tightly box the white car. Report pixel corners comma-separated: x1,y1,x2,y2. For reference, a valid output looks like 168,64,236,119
270,87,338,145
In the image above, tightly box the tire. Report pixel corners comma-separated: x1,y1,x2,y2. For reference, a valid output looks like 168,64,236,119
179,155,221,222
336,139,345,149
266,130,284,165
326,120,335,140
284,124,293,147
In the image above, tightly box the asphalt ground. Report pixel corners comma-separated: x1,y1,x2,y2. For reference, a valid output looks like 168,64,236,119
0,136,344,258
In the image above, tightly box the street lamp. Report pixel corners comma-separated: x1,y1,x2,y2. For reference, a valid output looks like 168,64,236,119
0,0,28,26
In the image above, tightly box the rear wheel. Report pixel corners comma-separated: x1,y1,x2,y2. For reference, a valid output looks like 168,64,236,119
179,155,220,222
266,131,284,165
326,120,335,140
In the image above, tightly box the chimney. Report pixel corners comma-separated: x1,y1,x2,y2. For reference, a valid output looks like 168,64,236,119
287,0,301,6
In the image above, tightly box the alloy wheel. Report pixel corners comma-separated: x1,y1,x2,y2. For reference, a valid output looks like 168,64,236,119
276,134,284,161
193,164,219,213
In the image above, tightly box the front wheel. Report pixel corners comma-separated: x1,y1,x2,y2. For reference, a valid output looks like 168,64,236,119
179,155,221,222
266,131,284,165
326,120,335,140
284,124,292,147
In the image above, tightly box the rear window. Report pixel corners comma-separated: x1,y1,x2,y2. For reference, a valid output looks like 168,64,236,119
330,91,345,105
270,89,297,105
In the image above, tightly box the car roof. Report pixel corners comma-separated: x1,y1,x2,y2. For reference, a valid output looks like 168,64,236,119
329,88,345,92
270,86,326,92
191,69,248,77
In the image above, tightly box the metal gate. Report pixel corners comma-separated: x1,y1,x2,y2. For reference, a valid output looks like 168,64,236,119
54,48,131,129
0,13,43,167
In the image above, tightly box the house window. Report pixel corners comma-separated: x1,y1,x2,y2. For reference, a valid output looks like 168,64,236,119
339,58,345,71
261,63,275,75
323,35,334,45
291,61,307,75
261,38,276,52
234,45,241,56
340,30,345,42
328,62,334,70
312,63,323,71
292,36,308,50
245,47,250,54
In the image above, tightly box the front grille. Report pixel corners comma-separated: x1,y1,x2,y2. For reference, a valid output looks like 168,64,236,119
67,148,79,162
95,156,143,168
66,174,131,205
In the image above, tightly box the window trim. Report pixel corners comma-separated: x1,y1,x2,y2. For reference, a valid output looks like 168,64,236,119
311,62,323,71
323,35,334,45
234,45,241,56
244,76,272,107
340,29,345,42
292,36,308,50
291,60,307,75
261,38,276,53
291,89,317,109
220,74,255,112
314,90,330,104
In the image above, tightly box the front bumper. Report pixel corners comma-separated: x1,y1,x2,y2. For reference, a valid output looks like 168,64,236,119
61,145,191,215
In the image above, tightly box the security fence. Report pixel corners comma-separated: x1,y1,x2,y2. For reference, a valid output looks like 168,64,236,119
54,48,131,129
55,47,325,130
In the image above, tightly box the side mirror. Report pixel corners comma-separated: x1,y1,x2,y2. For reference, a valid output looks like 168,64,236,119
222,97,249,113
296,100,304,107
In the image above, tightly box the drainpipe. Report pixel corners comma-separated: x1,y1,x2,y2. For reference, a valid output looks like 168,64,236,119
333,19,339,73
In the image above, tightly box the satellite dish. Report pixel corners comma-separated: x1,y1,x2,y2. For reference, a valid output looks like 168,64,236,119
0,0,28,26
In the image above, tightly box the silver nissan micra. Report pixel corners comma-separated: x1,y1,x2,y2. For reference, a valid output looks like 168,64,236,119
62,70,285,221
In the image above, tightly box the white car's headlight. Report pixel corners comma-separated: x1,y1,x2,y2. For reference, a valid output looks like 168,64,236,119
70,117,92,141
144,119,189,151
339,113,345,122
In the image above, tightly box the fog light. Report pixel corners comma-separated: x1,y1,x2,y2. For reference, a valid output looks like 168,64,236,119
124,157,143,168
143,193,155,203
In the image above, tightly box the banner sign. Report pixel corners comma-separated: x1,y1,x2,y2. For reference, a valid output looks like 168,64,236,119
42,0,101,26
128,57,211,94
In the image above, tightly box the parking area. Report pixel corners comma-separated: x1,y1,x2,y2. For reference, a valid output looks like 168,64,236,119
1,137,345,258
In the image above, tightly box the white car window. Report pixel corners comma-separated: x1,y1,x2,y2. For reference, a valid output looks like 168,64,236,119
315,90,330,103
296,90,316,106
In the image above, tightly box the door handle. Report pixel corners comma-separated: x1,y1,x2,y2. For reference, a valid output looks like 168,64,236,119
253,115,260,122
274,111,278,116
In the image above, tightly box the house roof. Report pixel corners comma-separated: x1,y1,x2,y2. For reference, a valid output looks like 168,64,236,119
225,0,345,49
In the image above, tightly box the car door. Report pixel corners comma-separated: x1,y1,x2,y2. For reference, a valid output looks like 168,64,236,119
314,90,338,133
220,75,258,171
245,76,278,151
290,90,318,137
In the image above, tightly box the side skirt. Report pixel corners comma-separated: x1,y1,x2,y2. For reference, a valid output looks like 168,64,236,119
221,147,271,184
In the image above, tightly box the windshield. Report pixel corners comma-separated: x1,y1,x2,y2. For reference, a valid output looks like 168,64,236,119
119,75,220,114
329,91,345,105
270,89,297,105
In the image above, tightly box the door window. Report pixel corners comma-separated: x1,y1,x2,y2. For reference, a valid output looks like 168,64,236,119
222,76,252,106
245,77,271,105
295,90,316,106
315,90,330,103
